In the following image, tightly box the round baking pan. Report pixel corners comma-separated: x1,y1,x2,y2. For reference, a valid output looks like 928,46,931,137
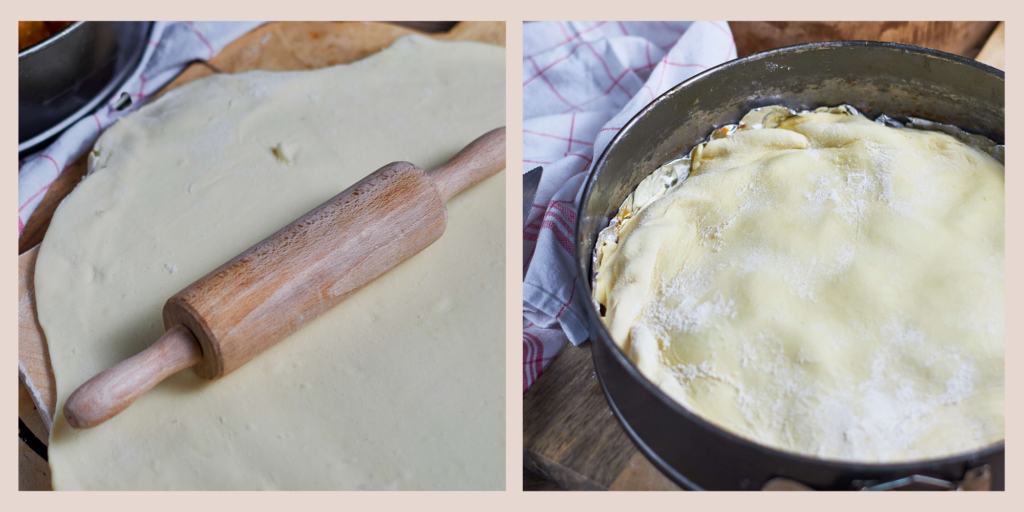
19,21,152,154
574,41,1005,491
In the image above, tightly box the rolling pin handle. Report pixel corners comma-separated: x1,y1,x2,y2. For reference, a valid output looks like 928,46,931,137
64,324,202,429
429,126,506,201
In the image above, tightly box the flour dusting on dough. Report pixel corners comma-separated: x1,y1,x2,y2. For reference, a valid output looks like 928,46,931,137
594,107,1005,463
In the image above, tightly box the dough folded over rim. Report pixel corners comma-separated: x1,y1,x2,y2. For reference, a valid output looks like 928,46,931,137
595,111,1004,463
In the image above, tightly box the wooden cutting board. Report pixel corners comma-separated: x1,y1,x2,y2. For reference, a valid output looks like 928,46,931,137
730,21,1000,61
17,22,504,474
524,343,680,491
523,23,1004,491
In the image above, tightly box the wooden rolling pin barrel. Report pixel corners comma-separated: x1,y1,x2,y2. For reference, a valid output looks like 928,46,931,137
63,127,506,429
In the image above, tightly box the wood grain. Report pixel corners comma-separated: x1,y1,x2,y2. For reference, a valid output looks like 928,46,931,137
523,342,679,491
63,325,202,429
18,246,54,432
975,22,1005,70
430,127,507,201
441,21,506,47
19,379,49,446
730,21,999,60
19,439,52,491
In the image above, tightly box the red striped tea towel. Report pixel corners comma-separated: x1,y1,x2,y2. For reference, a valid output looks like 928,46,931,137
18,22,264,236
523,21,736,392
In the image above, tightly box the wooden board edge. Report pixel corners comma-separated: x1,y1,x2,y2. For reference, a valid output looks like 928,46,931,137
19,245,55,433
607,452,681,491
523,450,606,491
19,439,53,491
19,377,50,445
975,21,1005,69
443,21,506,46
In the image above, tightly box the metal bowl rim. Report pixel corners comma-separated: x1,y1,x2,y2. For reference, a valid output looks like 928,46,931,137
18,21,154,153
575,39,1006,473
18,21,88,59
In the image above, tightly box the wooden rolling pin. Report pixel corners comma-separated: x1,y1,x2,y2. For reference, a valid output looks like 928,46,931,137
63,127,506,429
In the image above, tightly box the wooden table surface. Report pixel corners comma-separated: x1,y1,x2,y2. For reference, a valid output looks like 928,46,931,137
524,343,681,490
522,20,1004,492
17,20,504,491
730,21,1000,61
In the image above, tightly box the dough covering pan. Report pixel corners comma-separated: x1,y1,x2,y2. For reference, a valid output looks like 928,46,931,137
574,41,1004,491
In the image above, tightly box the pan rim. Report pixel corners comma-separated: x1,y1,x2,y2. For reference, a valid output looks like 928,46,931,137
575,39,1006,477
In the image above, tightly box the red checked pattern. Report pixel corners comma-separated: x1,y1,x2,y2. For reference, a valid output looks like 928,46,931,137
523,21,736,393
18,22,263,237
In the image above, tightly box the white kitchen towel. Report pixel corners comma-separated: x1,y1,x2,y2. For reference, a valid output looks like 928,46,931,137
18,21,264,236
523,21,736,393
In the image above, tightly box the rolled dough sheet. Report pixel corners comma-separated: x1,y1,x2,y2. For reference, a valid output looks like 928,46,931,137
36,36,506,490
594,111,1004,463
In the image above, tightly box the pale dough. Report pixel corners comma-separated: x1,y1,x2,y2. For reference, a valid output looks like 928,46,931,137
594,111,1004,463
36,36,506,490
